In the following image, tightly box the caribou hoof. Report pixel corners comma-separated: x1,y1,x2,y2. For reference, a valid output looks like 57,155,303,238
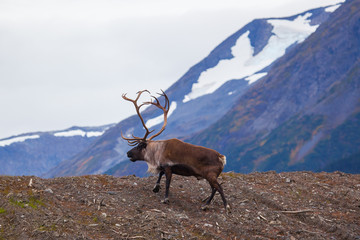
161,198,169,204
226,204,232,215
153,184,161,193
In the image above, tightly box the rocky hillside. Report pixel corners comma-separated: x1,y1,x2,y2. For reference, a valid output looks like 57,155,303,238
0,172,359,239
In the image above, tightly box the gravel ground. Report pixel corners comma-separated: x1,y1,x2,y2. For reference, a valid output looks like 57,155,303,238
0,171,359,239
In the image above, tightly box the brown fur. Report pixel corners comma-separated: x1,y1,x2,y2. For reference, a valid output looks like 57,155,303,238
147,139,224,176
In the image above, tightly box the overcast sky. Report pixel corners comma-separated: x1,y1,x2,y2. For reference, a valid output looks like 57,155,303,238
0,0,343,139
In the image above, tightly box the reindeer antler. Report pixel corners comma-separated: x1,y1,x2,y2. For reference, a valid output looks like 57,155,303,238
147,90,169,141
121,90,170,145
121,90,154,145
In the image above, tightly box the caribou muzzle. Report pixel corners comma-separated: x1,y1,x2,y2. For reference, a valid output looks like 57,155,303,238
127,151,136,162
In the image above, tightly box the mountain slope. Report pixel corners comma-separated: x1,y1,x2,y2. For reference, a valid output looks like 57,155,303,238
45,4,342,177
0,125,113,176
189,0,360,173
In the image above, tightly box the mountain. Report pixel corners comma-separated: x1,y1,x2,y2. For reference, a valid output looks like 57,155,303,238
44,3,346,178
189,0,360,173
0,124,114,176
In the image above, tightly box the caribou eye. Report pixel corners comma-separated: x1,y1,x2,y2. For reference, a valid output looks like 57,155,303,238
138,142,147,149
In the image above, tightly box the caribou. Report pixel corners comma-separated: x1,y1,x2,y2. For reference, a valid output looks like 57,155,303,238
121,90,230,213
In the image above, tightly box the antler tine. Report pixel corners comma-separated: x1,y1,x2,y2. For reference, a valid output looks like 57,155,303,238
122,90,150,102
145,90,169,112
121,93,129,100
161,89,170,111
121,131,151,146
148,90,170,141
154,89,170,110
135,90,150,101
121,131,141,142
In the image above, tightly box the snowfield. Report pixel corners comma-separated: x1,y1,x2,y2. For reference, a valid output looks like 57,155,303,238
0,135,40,147
54,129,104,138
183,12,320,103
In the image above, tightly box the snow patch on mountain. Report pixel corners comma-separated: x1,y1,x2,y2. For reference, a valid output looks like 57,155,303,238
54,130,104,138
183,13,319,103
325,3,342,13
245,72,268,84
0,135,40,147
146,101,177,128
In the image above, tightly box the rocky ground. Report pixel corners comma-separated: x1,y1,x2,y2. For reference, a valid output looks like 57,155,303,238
0,171,359,239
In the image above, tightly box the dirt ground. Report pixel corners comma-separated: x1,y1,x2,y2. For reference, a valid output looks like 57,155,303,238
0,171,359,239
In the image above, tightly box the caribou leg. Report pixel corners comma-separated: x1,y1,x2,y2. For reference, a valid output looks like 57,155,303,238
161,167,172,204
214,180,231,214
153,171,164,193
204,175,231,214
201,187,216,210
